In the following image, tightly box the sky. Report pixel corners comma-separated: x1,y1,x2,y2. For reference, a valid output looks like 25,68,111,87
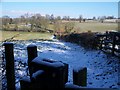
0,2,118,18
1,0,120,2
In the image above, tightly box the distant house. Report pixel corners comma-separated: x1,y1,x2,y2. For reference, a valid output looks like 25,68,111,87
103,19,118,23
25,24,31,27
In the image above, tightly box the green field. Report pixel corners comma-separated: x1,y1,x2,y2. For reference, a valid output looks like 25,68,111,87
0,31,53,41
0,22,118,42
73,22,118,33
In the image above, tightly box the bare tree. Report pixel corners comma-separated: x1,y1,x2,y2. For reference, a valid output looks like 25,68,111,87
79,15,83,23
56,16,61,20
20,15,26,23
93,16,96,20
64,22,75,33
54,20,63,35
39,16,49,29
50,14,55,24
13,18,20,31
99,16,106,23
30,15,36,30
2,16,11,30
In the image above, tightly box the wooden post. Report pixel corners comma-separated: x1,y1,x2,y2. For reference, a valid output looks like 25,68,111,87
105,31,109,40
73,67,87,87
20,76,32,90
4,42,15,90
112,33,116,55
63,63,68,83
27,45,37,77
104,31,109,48
100,37,103,50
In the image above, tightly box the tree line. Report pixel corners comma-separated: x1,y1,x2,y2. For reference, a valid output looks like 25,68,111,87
1,13,118,33
1,13,77,34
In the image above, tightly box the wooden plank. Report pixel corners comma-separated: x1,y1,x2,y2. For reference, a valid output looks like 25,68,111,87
4,43,15,90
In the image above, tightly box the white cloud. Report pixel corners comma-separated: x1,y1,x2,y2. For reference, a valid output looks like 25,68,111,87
12,10,33,14
10,10,43,14
2,10,46,17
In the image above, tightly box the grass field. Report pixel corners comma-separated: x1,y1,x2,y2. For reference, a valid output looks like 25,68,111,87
73,22,118,33
0,22,118,42
0,31,53,41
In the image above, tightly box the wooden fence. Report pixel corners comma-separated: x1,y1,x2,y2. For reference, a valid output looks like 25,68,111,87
96,31,120,57
3,42,119,90
3,43,87,90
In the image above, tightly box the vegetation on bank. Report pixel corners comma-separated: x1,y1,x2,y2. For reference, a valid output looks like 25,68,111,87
0,31,52,41
1,14,119,49
56,31,99,49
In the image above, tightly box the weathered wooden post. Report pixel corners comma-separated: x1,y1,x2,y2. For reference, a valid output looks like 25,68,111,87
96,34,103,50
112,32,116,55
98,36,103,50
73,67,87,87
104,31,109,49
105,31,109,40
27,45,37,77
4,42,15,90
63,63,68,83
20,77,31,90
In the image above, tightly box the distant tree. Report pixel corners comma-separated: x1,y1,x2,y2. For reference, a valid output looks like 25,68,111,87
34,14,41,27
83,19,86,22
67,16,70,21
2,15,11,30
40,16,49,29
64,22,75,33
24,13,29,25
45,14,51,20
63,16,68,20
93,16,96,20
2,16,10,25
20,15,26,23
14,24,18,31
97,16,100,21
13,18,20,24
13,18,20,31
54,21,60,31
106,16,114,19
50,14,55,24
34,14,49,30
56,16,61,20
99,16,106,23
79,15,83,23
30,15,36,30
9,18,13,24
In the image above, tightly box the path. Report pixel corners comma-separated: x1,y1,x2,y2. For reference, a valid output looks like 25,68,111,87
1,40,119,89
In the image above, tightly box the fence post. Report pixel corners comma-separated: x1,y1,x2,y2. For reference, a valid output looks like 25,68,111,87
4,42,15,90
27,45,37,77
73,67,87,87
105,31,109,40
104,31,109,48
64,63,68,83
112,33,116,55
99,37,103,50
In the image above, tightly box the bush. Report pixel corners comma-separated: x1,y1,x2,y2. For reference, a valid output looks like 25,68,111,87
78,32,98,49
57,32,99,49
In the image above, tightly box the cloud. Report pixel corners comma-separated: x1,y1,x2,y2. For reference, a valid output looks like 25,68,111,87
11,10,27,14
10,10,42,15
2,10,45,17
